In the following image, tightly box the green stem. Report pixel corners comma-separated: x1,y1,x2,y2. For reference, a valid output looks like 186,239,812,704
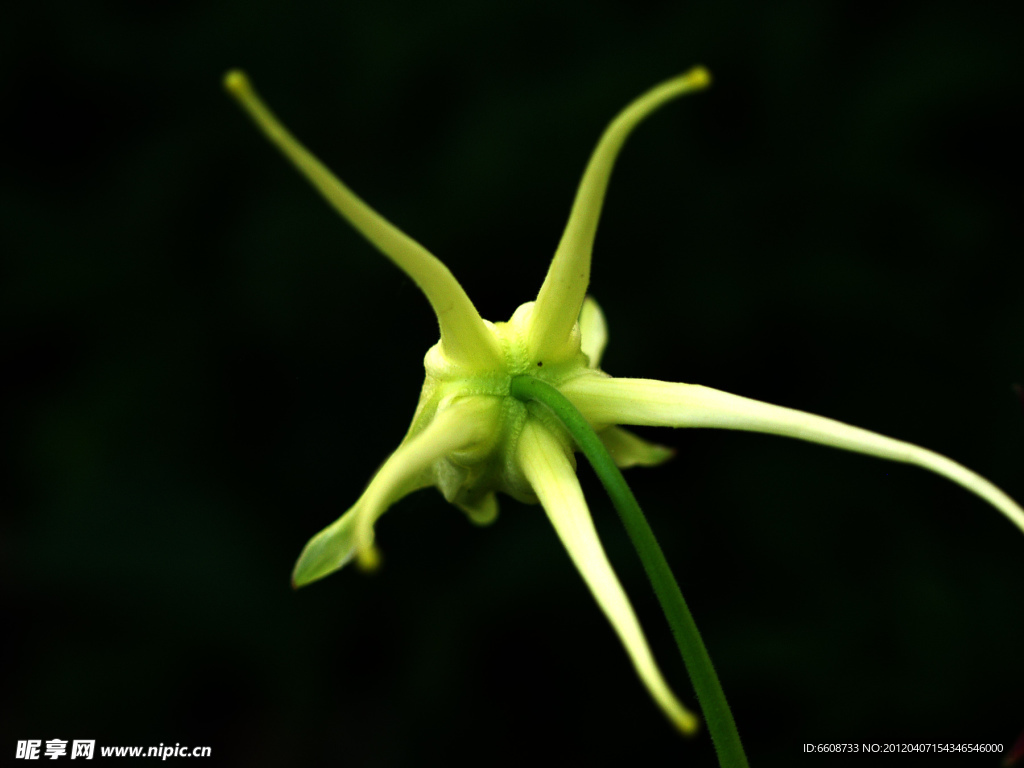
509,375,749,768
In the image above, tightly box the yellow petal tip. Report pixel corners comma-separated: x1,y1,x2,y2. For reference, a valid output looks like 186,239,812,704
684,65,712,90
356,545,382,573
223,69,250,95
674,710,701,738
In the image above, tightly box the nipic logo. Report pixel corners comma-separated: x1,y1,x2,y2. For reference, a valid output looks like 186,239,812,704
15,740,94,760
15,740,211,759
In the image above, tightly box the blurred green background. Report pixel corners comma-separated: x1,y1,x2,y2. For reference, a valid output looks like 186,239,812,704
4,1,1023,766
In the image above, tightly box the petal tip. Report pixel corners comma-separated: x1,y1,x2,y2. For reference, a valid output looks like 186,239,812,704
684,65,712,90
648,447,677,467
467,508,498,526
290,559,323,589
223,69,250,95
459,492,500,526
674,710,702,738
356,544,382,573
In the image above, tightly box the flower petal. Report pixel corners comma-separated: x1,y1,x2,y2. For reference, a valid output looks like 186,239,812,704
600,426,676,468
292,396,500,586
516,418,699,735
224,71,502,371
579,296,608,369
527,68,710,365
562,376,1024,535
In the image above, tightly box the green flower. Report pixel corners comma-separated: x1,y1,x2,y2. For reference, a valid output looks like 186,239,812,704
225,68,1024,734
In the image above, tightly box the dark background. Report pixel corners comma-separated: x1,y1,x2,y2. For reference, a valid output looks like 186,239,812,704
3,1,1023,766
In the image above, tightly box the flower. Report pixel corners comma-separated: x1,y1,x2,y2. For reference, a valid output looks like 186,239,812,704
224,67,1024,734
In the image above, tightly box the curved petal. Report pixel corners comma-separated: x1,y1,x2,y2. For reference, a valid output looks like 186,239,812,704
527,67,711,365
517,418,699,734
291,476,432,588
224,71,502,371
562,376,1024,536
579,296,608,369
292,396,500,586
350,396,501,564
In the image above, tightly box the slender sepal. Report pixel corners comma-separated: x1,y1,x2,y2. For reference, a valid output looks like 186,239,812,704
517,418,699,734
528,68,710,365
563,376,1024,536
224,71,502,371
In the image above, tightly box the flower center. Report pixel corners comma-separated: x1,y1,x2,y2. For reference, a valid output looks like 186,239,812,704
418,301,597,505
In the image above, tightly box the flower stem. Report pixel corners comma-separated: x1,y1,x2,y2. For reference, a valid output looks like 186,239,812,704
509,375,749,768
